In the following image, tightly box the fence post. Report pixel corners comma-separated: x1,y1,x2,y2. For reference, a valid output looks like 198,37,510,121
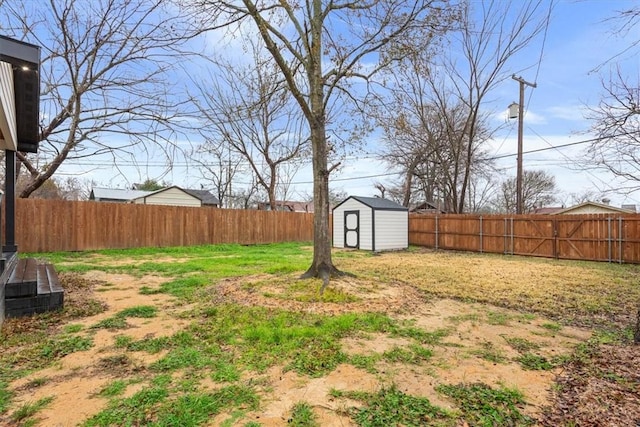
503,218,508,255
607,217,612,263
479,216,483,253
435,215,439,250
619,217,623,264
510,218,515,255
553,218,558,259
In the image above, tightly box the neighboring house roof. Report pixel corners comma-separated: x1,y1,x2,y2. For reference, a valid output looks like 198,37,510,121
131,186,201,206
551,201,635,215
91,186,220,207
533,206,564,214
334,196,408,211
258,201,314,212
411,201,446,214
90,187,151,202
183,189,220,206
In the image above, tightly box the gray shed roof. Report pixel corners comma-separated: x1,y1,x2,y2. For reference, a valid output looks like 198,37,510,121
334,196,408,211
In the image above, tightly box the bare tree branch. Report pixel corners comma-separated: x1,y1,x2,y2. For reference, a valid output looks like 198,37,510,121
1,0,199,197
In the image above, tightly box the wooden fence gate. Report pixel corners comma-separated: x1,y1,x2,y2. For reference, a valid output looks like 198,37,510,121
408,214,640,264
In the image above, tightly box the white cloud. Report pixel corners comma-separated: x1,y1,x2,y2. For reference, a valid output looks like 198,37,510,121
546,105,589,122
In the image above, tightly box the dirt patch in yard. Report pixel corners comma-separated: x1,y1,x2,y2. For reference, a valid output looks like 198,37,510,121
1,268,635,426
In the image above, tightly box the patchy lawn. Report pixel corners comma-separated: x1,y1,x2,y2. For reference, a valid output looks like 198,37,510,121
1,244,638,426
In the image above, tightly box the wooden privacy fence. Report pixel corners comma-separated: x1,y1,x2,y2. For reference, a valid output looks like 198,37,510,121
11,199,314,253
409,213,640,263
8,199,640,264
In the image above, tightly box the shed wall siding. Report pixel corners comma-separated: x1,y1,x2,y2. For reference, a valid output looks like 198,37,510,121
333,212,343,247
136,188,201,207
373,210,408,250
333,199,373,249
359,208,373,250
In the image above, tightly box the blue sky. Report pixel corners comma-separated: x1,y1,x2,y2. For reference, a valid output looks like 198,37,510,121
318,0,640,208
53,0,640,208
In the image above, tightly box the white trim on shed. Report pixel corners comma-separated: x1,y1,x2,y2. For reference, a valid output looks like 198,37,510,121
332,196,408,251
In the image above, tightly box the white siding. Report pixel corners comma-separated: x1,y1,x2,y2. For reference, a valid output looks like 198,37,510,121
136,187,201,207
333,198,373,249
333,197,408,251
373,210,408,251
562,205,625,215
0,62,17,151
332,212,343,248
359,207,373,250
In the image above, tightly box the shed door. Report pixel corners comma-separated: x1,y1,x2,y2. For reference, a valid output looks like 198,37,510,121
344,210,359,248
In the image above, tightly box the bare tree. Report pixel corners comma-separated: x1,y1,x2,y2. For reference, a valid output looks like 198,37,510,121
1,0,196,197
187,0,458,280
378,0,548,213
192,43,310,210
191,141,243,208
493,169,557,214
584,7,640,344
583,68,640,191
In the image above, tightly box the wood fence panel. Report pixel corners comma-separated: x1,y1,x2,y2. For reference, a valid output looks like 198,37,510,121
622,217,640,263
11,199,314,253
408,213,640,264
512,217,555,258
7,199,640,265
480,216,509,255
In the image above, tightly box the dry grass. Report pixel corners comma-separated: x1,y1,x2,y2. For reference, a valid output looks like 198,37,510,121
337,248,640,327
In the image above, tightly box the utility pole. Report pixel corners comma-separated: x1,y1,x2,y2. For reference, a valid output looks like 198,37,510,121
511,74,537,215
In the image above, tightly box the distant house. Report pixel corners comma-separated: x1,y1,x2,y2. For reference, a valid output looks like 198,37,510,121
90,186,219,208
90,187,150,203
257,200,314,213
533,206,564,215
410,201,446,214
183,189,220,207
535,201,635,215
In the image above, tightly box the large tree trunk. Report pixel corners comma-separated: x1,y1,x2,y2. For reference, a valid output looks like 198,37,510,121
301,0,341,282
301,120,340,281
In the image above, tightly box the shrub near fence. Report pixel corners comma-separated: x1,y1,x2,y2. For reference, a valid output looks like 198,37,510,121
12,199,314,253
409,213,640,264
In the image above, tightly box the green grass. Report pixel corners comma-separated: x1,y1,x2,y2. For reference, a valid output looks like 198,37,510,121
503,336,541,353
348,354,380,373
91,305,158,330
0,381,11,413
515,353,561,371
98,380,128,398
382,345,433,364
334,386,453,426
472,341,508,364
85,384,258,427
540,322,562,332
40,335,93,360
11,396,54,424
436,383,534,427
9,242,638,426
289,402,319,427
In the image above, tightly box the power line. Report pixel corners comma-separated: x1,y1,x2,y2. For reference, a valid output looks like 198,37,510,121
58,131,639,186
485,133,623,161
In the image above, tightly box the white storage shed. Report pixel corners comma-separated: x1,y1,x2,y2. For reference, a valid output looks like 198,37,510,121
333,196,409,251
